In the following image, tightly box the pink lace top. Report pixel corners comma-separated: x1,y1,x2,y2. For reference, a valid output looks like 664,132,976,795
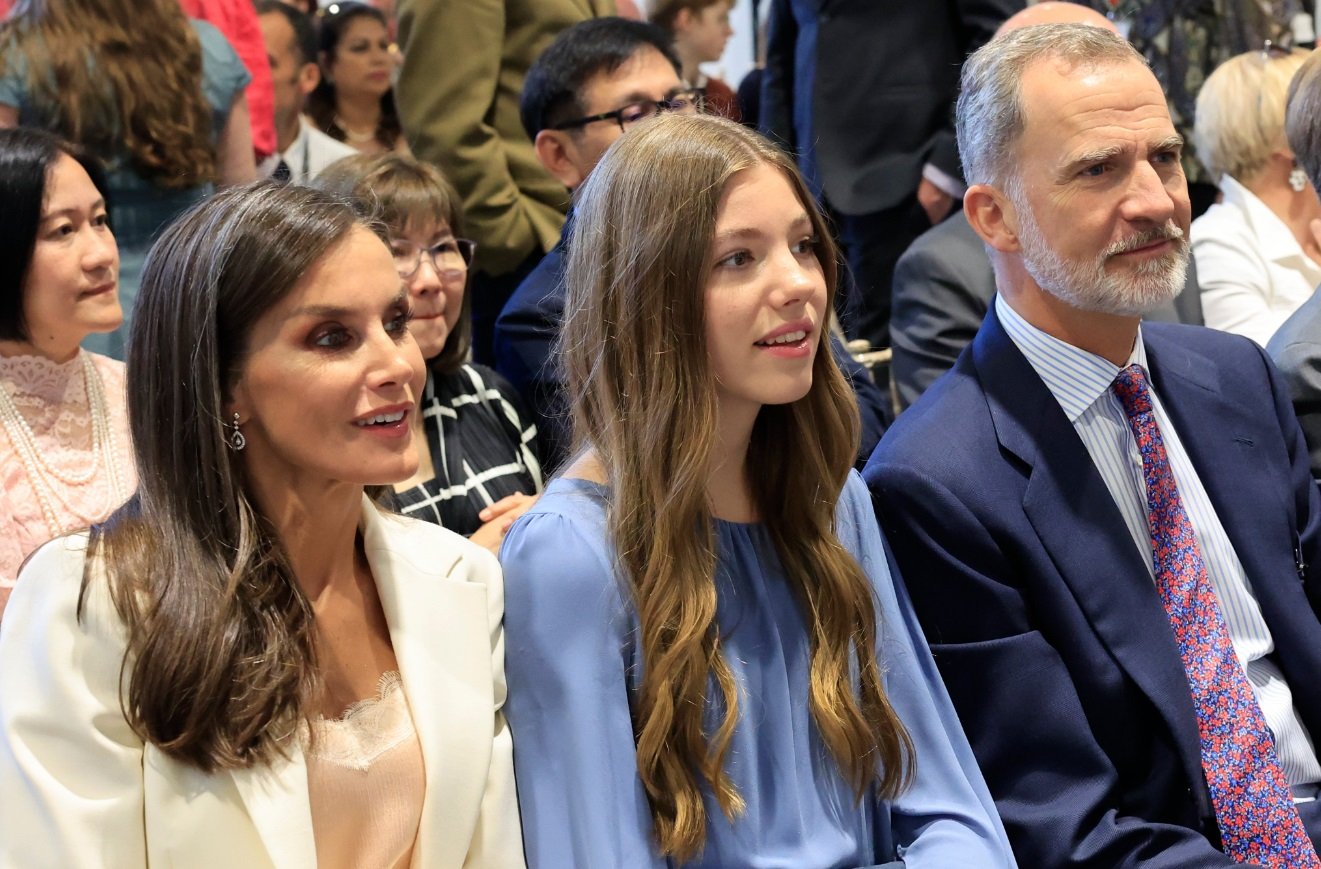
304,671,425,869
0,351,135,591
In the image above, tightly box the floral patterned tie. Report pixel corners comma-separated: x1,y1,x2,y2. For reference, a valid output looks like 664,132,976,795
1112,364,1319,867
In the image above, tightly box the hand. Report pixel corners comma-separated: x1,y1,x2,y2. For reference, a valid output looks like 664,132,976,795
917,177,955,226
468,492,539,555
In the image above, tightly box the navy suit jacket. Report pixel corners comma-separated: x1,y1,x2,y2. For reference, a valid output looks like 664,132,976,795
864,306,1321,867
493,210,892,475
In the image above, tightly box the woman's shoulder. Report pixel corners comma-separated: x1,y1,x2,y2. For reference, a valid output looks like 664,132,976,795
362,496,500,581
2,531,125,650
501,479,615,582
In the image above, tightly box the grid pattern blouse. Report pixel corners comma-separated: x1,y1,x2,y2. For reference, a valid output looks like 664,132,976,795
392,364,542,536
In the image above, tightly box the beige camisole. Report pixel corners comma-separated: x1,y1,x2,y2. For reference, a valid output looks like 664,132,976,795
304,671,426,868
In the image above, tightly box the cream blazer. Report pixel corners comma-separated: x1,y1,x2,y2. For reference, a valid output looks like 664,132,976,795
0,497,524,868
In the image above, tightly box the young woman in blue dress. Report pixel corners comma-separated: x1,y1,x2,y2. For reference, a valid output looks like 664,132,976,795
499,114,1017,867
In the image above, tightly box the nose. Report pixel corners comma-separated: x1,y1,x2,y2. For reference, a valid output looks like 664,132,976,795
408,256,443,299
1120,160,1178,227
769,245,818,308
84,223,119,275
366,324,420,393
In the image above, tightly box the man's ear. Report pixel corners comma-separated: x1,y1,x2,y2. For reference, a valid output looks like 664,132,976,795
534,129,587,190
672,7,694,34
964,183,1021,254
297,61,321,98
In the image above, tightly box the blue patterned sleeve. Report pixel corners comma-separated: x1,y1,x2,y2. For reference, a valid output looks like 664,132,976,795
499,495,669,869
838,472,1019,867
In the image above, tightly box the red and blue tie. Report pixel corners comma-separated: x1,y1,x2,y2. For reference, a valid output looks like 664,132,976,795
1113,364,1318,867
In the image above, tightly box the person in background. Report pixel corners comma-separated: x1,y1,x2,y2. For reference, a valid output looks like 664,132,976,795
760,0,1022,350
0,129,135,618
307,1,407,155
0,0,256,361
0,182,524,867
501,114,1015,868
648,0,739,122
495,16,891,474
869,24,1321,866
257,1,356,182
1192,46,1321,346
395,0,613,366
178,0,278,164
317,153,542,554
1268,48,1321,483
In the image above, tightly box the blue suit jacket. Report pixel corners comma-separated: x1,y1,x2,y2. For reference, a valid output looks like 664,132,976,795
864,305,1321,867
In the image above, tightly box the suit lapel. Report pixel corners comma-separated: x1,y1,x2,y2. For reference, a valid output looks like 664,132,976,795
361,498,495,869
973,309,1206,787
229,747,317,868
1145,332,1290,598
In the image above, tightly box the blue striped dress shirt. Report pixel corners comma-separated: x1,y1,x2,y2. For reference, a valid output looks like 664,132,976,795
996,295,1321,791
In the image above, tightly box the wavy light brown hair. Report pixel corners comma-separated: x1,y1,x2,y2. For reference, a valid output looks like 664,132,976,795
82,183,385,771
560,114,914,859
1,0,215,188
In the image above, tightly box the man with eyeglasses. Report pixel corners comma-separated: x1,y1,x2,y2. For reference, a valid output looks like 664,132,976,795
494,16,891,475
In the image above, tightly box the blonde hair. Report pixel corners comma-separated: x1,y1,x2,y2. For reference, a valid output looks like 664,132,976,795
560,114,913,859
1194,47,1310,184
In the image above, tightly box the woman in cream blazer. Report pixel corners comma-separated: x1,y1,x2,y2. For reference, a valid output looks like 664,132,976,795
0,499,520,868
0,181,523,868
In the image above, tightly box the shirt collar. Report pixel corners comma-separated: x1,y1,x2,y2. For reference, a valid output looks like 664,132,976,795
995,294,1147,423
1218,174,1321,269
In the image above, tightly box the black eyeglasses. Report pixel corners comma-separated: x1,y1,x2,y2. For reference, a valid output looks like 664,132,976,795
391,237,476,279
550,88,705,133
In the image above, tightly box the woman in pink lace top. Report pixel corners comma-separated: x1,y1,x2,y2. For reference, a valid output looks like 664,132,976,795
0,128,135,613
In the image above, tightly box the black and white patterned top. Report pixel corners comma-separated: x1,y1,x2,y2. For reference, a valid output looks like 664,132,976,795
392,364,542,536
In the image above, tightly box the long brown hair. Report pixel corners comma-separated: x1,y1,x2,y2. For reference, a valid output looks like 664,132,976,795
560,114,914,859
0,0,215,188
82,183,382,771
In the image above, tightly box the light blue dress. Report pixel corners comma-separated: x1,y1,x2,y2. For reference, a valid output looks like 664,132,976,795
500,472,1017,868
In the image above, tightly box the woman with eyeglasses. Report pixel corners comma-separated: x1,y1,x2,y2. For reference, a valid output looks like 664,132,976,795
318,153,541,553
308,2,407,155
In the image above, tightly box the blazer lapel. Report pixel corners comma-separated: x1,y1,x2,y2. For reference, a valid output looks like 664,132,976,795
1145,333,1291,596
361,498,495,869
229,748,317,869
973,309,1206,789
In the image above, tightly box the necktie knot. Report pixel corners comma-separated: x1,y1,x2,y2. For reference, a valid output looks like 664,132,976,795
1113,363,1153,417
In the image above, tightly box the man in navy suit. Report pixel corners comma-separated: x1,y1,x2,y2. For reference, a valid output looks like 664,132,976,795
866,24,1321,868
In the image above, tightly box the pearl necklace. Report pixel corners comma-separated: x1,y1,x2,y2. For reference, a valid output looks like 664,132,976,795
0,352,129,537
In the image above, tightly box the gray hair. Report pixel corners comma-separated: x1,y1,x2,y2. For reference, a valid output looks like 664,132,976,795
1287,49,1321,194
957,24,1147,189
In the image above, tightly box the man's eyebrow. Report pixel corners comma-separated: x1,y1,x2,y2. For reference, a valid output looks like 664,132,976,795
1149,135,1184,154
1060,145,1125,178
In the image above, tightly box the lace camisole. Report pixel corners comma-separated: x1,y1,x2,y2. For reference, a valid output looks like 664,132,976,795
304,671,426,869
0,351,135,588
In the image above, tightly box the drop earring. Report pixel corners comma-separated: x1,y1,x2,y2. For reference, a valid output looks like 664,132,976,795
1291,162,1309,193
227,412,246,452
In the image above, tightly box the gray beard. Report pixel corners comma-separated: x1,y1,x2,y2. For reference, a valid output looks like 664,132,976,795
1014,195,1189,317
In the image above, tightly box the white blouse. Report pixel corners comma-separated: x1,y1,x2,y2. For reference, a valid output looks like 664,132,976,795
1192,175,1321,346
